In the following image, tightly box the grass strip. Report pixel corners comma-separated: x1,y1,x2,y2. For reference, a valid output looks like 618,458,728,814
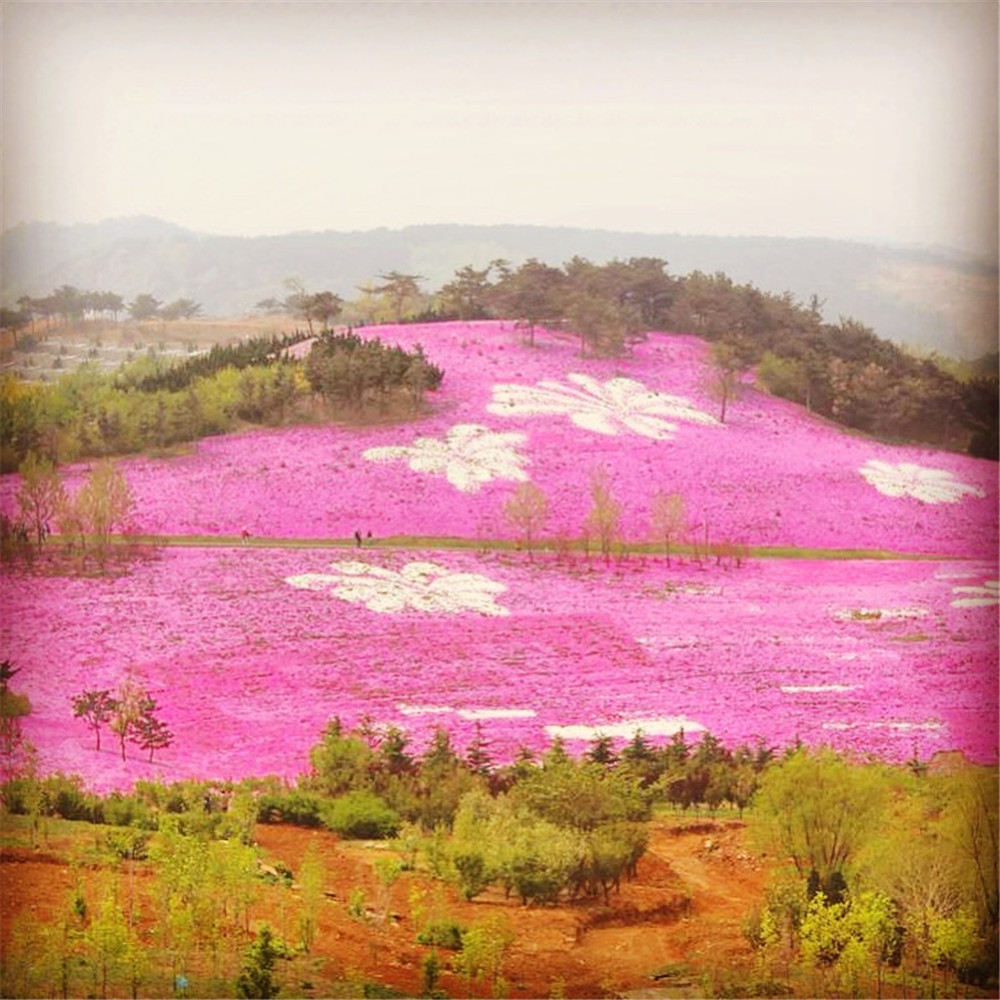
102,533,968,562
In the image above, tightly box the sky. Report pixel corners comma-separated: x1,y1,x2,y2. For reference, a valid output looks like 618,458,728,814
2,1,997,257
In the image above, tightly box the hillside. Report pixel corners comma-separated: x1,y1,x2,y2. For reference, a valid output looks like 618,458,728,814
3,217,997,359
1,321,996,792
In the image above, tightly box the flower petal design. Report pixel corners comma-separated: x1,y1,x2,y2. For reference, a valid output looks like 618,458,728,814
285,560,509,616
859,460,985,504
363,424,529,492
951,580,999,608
487,374,717,439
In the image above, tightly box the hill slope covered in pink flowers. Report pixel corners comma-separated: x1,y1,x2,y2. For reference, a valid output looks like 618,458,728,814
97,321,996,557
2,321,996,790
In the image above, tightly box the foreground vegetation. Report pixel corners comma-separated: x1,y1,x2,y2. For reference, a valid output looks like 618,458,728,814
1,686,997,998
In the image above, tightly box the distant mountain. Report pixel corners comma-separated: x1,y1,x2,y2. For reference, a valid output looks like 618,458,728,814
2,217,996,358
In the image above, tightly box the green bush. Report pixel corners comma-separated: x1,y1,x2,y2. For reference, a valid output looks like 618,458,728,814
101,792,158,830
452,849,491,900
0,690,32,718
44,774,103,823
322,790,401,840
416,919,466,950
257,789,325,827
105,827,151,860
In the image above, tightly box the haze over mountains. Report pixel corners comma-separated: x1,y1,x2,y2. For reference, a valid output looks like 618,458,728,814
2,216,997,359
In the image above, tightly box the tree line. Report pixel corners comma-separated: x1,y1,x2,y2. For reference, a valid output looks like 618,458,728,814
252,259,997,457
1,455,136,569
426,258,996,458
4,261,997,460
0,329,442,473
1,285,203,336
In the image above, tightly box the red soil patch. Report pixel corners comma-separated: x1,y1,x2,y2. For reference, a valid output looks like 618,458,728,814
0,817,766,998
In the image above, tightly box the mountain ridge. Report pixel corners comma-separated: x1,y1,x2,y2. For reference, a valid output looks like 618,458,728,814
3,217,997,358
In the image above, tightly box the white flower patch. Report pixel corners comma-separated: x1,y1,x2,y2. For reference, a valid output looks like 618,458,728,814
832,607,928,623
823,720,944,732
363,424,530,492
395,705,535,719
487,373,717,439
286,560,509,616
457,708,537,720
859,460,985,504
781,684,856,693
951,580,999,609
545,716,706,741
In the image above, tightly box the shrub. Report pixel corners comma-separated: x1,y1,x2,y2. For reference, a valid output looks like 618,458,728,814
452,849,491,900
322,790,401,839
44,774,103,823
0,690,32,718
417,919,467,950
257,789,325,827
101,792,157,830
105,827,150,860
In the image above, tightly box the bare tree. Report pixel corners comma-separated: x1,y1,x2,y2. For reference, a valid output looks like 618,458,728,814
16,452,65,550
585,466,622,565
649,490,686,566
503,482,549,558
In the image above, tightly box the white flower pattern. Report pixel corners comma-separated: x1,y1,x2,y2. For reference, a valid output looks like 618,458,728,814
833,607,928,623
363,424,529,492
487,373,717,439
950,580,999,609
286,560,509,616
859,460,985,504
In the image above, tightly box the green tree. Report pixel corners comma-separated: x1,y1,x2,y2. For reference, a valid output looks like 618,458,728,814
375,271,424,322
70,460,135,567
944,766,999,937
235,925,289,999
439,264,495,320
749,747,890,886
562,256,642,357
322,789,400,839
129,701,173,762
455,916,514,998
51,284,87,325
127,293,161,322
160,298,203,321
307,717,374,796
757,350,811,407
303,291,344,332
84,885,146,999
72,689,117,751
491,258,565,346
706,335,756,424
297,841,325,951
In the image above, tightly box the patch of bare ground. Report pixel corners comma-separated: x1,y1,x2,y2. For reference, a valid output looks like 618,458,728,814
1,816,769,998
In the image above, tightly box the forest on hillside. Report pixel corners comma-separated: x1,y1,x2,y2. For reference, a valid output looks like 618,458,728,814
3,218,996,359
2,258,996,474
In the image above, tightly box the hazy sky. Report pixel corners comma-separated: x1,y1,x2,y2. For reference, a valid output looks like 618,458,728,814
2,1,997,256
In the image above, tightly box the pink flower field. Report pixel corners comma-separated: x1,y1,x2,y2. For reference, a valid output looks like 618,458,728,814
1,546,996,792
2,322,996,791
